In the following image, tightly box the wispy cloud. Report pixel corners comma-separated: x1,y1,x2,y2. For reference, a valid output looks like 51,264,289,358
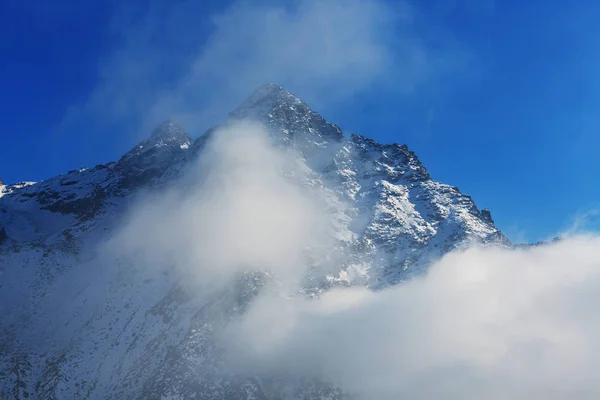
107,121,330,287
61,0,468,141
563,207,600,237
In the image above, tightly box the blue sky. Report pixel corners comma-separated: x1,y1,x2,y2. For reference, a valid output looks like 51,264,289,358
1,0,599,243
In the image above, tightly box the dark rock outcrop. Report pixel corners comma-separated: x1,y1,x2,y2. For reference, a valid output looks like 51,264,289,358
0,225,7,244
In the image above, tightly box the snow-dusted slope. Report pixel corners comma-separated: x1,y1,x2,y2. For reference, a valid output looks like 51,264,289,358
230,83,508,286
0,84,508,399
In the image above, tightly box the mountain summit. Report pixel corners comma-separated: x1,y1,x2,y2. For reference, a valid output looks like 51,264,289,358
234,82,290,107
230,82,296,116
0,83,507,399
130,119,192,155
148,119,191,145
231,83,344,146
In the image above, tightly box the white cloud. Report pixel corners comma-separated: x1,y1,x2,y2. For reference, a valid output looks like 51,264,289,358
564,207,600,236
150,0,398,125
222,236,600,400
106,121,330,287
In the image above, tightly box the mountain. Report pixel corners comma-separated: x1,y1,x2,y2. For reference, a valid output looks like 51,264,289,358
0,84,508,399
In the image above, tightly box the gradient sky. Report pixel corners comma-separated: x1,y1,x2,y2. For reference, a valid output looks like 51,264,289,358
1,0,599,243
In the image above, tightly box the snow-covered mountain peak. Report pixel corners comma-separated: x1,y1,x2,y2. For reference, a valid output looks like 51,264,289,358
117,120,192,162
105,120,194,194
229,83,305,123
0,84,512,399
233,83,298,112
147,119,191,149
230,83,343,151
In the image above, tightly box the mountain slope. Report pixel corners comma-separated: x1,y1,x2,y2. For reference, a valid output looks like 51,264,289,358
0,84,507,399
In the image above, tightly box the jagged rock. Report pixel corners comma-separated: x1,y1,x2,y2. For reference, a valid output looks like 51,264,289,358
149,119,191,144
481,208,494,225
231,83,344,150
119,119,191,163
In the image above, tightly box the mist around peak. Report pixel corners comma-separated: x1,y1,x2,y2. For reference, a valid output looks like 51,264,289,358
104,119,600,400
107,121,331,289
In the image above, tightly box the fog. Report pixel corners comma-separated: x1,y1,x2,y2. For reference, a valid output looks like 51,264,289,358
107,122,330,287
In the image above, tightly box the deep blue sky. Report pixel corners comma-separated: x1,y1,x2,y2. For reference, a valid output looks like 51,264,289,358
1,0,599,243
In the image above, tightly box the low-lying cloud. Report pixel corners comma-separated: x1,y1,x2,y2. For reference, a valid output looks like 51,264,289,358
223,236,600,399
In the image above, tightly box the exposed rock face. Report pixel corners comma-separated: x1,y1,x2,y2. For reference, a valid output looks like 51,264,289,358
0,84,508,399
481,208,494,225
0,225,6,244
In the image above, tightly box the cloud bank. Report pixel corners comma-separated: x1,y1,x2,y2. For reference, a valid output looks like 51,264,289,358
223,236,600,400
